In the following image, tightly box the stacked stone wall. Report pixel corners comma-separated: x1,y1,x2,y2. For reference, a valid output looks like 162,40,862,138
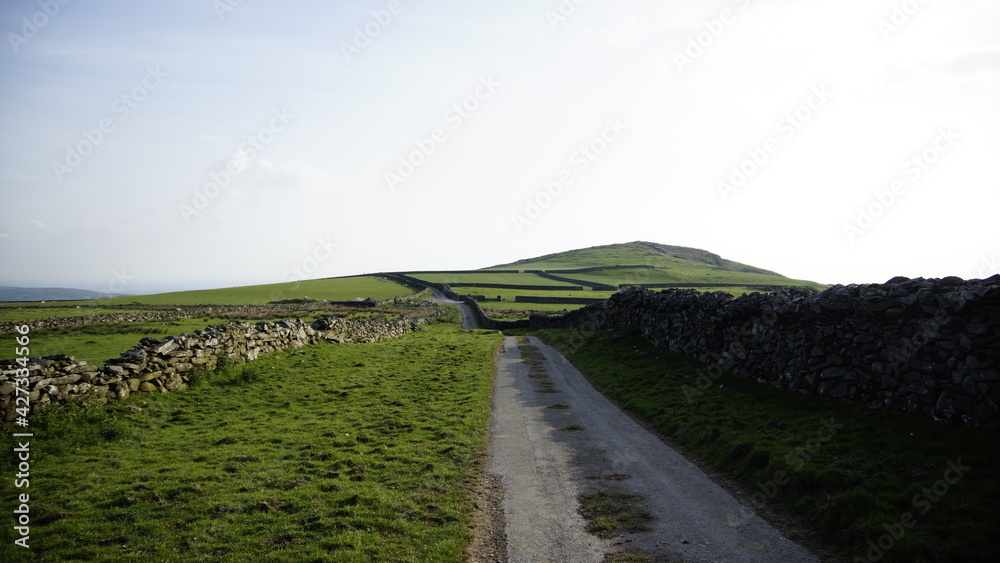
1,316,425,420
531,276,1000,430
0,287,429,334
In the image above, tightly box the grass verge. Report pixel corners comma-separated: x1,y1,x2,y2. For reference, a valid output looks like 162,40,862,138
578,491,654,536
0,318,501,562
527,328,1000,563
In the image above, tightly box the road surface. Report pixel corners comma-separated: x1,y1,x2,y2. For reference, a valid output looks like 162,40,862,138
431,292,821,562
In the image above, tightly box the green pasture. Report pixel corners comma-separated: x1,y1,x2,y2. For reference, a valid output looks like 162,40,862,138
0,307,160,323
18,318,254,366
409,272,578,287
483,242,828,291
0,315,501,562
563,268,824,290
60,276,418,307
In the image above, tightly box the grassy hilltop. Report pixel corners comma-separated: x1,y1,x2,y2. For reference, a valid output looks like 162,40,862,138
488,240,824,288
403,241,826,316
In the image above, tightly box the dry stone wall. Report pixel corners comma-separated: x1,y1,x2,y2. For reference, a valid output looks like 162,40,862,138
0,290,430,334
456,297,529,331
531,276,1000,430
1,316,425,421
514,296,607,305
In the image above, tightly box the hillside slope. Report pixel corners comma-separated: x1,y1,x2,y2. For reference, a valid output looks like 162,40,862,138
497,241,780,275
482,241,824,290
0,286,114,302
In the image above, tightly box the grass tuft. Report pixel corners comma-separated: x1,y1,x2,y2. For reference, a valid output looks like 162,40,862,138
578,491,654,535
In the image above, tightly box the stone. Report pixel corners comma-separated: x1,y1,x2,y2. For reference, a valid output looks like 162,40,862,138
820,366,847,380
971,370,1000,382
154,340,179,355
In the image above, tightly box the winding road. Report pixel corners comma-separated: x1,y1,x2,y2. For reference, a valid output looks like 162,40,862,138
431,291,820,562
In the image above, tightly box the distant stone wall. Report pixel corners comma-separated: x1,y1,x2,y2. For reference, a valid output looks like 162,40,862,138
533,272,617,291
628,283,786,290
445,282,585,291
395,270,520,275
514,296,607,305
381,287,430,305
457,297,529,331
531,277,1000,430
0,307,238,333
0,288,430,333
546,265,659,274
0,316,426,420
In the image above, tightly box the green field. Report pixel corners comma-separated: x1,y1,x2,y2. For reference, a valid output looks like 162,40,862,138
410,272,578,287
484,242,827,291
18,318,239,366
563,268,821,289
459,287,614,301
12,305,436,367
521,328,1000,562
0,315,501,562
0,307,162,323
481,303,589,314
486,241,769,271
56,276,418,307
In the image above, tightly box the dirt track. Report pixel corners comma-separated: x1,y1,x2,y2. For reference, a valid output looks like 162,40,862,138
483,335,821,562
430,292,818,561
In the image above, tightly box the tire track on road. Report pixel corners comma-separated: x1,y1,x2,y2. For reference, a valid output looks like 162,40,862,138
486,335,820,562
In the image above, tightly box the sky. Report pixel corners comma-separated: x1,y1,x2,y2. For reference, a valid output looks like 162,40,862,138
1,0,998,295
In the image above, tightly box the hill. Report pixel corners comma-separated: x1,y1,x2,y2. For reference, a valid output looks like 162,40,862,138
5,242,824,309
0,286,116,302
492,241,777,275
479,241,825,290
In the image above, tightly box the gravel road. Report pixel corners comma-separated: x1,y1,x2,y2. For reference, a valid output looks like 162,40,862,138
429,291,820,562
485,335,821,563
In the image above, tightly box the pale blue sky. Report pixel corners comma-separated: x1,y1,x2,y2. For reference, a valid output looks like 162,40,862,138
2,0,998,294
